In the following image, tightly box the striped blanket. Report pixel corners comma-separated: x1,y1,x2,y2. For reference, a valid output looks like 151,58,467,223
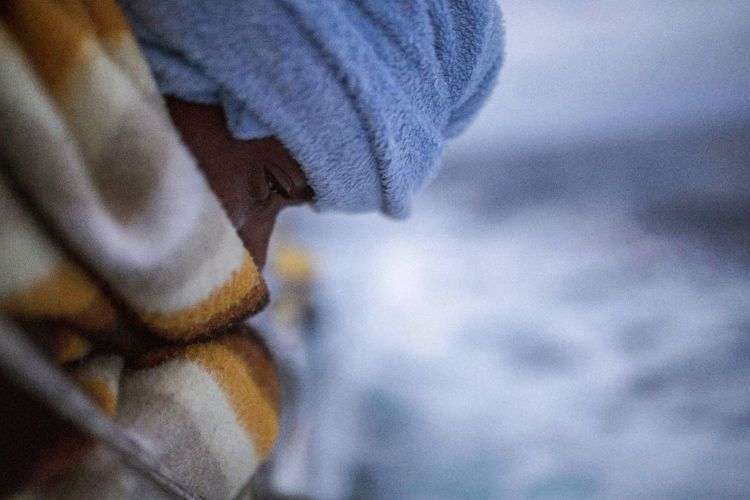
0,1,279,497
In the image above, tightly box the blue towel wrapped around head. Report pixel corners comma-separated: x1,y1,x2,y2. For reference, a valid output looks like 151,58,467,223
120,0,504,217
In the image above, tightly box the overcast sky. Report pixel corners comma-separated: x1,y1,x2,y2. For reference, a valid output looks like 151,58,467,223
451,0,750,153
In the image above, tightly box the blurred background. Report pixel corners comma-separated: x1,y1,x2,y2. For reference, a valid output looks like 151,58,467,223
258,1,750,498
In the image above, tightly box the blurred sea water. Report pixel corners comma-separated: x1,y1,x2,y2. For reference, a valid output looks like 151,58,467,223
269,177,749,498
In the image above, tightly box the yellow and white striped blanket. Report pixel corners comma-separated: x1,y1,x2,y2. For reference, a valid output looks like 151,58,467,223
0,1,279,497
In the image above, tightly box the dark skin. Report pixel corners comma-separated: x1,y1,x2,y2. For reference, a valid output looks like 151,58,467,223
165,96,314,269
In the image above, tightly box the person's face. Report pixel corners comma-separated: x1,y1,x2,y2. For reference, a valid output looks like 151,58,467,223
166,97,313,269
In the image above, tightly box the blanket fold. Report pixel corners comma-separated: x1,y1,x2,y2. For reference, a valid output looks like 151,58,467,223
1,0,267,342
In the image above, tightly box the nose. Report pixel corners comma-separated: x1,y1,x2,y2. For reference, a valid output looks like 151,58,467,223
236,192,287,270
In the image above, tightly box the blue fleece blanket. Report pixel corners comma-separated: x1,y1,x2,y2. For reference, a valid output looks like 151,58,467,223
120,0,504,217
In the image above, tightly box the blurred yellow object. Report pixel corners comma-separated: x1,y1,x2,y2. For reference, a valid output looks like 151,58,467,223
274,246,313,284
53,328,92,364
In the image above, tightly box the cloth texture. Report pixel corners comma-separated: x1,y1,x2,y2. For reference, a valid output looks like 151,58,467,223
119,0,505,217
0,1,278,498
